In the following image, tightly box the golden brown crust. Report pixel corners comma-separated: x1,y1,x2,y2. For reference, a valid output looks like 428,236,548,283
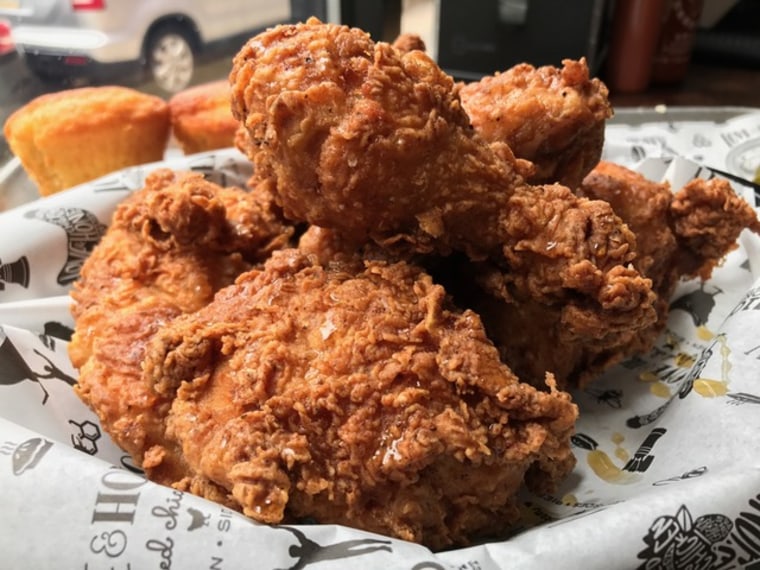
4,86,170,196
169,80,239,154
575,161,760,375
143,249,577,549
70,170,294,486
460,59,613,188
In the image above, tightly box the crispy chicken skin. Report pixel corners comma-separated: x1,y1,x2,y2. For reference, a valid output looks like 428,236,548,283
143,249,577,550
229,17,524,256
460,59,613,188
70,170,293,487
391,32,426,54
580,161,760,290
576,161,760,355
479,165,760,388
457,183,656,388
229,19,658,390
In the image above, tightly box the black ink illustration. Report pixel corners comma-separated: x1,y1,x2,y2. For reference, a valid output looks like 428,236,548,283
0,328,77,404
623,428,667,473
653,466,708,486
626,398,673,429
24,207,106,285
187,507,210,531
42,321,74,342
585,387,623,408
637,505,733,569
727,285,760,319
726,392,760,406
570,433,598,451
678,335,721,400
0,255,30,291
38,321,75,352
69,418,101,455
274,526,392,570
670,284,722,327
1,437,53,475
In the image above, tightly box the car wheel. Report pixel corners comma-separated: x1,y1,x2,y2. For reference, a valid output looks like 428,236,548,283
146,23,195,93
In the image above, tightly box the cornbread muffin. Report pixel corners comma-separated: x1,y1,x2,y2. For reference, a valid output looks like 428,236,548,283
4,86,170,197
169,80,238,154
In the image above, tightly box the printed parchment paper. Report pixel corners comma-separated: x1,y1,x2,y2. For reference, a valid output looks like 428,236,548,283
1,112,760,569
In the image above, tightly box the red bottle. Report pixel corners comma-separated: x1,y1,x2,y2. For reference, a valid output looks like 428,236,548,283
651,0,704,84
605,0,667,93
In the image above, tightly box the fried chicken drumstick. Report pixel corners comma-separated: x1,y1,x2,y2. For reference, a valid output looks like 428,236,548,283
143,249,577,549
230,18,523,255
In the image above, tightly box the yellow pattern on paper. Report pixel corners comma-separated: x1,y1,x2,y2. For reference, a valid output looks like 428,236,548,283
650,381,671,398
694,379,728,397
675,353,696,368
561,494,578,507
693,334,731,399
587,450,637,484
612,432,629,462
696,325,715,341
639,371,659,383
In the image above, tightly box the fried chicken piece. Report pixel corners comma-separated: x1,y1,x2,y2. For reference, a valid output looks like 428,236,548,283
392,32,426,53
477,165,760,388
460,59,613,188
576,161,760,354
230,17,525,256
443,182,656,388
143,250,577,550
229,19,657,391
70,169,294,488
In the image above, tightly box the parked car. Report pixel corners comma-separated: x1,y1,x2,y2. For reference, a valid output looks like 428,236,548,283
0,0,290,92
0,19,14,59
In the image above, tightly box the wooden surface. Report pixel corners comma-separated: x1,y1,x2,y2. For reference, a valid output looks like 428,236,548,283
607,62,760,109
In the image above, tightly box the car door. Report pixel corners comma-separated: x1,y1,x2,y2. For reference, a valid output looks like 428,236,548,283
189,0,290,42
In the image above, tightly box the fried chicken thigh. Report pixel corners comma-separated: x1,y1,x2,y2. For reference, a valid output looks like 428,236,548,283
143,249,577,549
70,170,293,487
460,59,613,188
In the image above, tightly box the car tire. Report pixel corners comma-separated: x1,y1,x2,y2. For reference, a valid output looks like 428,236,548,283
145,23,196,93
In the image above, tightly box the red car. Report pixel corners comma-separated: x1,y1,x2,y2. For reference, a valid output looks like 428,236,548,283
0,19,14,58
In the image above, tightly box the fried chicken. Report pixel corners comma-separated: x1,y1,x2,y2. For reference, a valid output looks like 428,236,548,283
229,19,658,390
444,183,656,388
229,17,525,256
70,170,294,487
391,32,426,54
474,164,760,388
143,249,577,550
460,59,613,188
576,161,760,354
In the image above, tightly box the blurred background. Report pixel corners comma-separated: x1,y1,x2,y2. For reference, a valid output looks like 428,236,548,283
1,0,759,172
